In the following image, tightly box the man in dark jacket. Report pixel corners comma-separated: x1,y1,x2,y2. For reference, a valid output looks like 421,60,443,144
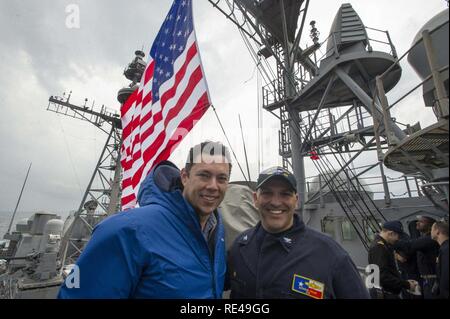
431,221,449,298
368,221,417,299
58,141,231,298
228,167,369,299
394,216,439,298
396,233,421,299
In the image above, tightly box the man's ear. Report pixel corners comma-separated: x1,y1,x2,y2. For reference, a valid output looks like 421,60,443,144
180,168,189,187
252,191,258,207
295,194,299,209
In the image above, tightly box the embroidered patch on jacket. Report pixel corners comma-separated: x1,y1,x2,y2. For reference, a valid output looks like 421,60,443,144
291,274,325,299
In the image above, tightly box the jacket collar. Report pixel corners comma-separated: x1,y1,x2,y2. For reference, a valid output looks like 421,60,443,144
237,214,305,280
238,214,305,252
375,234,392,248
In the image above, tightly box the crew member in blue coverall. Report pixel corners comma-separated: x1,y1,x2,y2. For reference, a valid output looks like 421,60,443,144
228,167,370,299
58,141,231,298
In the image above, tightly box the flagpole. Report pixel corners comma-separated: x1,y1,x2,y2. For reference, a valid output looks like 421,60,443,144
238,114,252,182
6,162,32,235
211,105,249,184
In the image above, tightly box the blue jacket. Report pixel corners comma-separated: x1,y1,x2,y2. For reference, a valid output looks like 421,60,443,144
229,214,370,299
58,161,226,299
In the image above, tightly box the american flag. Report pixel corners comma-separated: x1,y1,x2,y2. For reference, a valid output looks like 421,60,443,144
120,0,212,210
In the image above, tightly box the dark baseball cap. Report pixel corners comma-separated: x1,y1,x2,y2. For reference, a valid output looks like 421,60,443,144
382,220,404,235
256,167,297,192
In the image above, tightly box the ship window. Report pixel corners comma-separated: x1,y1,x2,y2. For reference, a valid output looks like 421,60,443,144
321,217,336,239
341,219,357,241
364,218,380,241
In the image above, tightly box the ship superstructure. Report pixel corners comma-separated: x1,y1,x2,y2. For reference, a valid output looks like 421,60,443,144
1,1,448,298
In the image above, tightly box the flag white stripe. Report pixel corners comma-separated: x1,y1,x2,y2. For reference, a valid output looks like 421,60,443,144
140,78,208,185
135,34,196,131
139,56,201,148
130,59,201,180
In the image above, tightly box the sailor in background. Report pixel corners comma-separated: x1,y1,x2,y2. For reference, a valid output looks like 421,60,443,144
368,221,418,299
431,221,449,299
394,216,440,299
395,233,421,299
227,167,369,299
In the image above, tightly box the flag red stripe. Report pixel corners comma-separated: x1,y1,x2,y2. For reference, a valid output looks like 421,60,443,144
137,42,198,144
121,89,138,121
131,91,209,190
131,66,204,187
160,43,197,107
124,45,197,162
151,93,210,166
121,193,136,207
144,60,155,85
121,176,134,189
140,64,202,145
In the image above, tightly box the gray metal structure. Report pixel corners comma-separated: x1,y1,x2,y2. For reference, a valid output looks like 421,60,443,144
208,0,449,255
46,93,122,267
1,212,64,298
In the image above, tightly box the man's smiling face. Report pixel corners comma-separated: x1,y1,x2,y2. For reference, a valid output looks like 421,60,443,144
253,177,298,234
181,154,230,219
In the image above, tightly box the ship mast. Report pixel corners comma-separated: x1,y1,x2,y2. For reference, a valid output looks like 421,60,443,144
208,0,315,214
46,92,122,265
46,50,147,266
209,0,449,249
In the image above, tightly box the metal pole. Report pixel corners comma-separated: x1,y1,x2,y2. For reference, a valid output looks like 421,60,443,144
378,162,391,206
376,76,397,146
107,142,122,216
404,176,412,198
319,174,324,208
239,114,252,182
77,126,115,213
6,163,32,235
334,67,406,142
280,0,306,214
370,88,390,206
415,177,423,197
300,76,335,151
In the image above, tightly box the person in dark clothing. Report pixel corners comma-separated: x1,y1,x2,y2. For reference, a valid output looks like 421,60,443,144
228,167,369,299
368,221,418,299
431,221,449,299
395,216,439,298
395,233,421,299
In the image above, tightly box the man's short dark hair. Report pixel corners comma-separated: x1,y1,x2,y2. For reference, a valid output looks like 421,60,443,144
419,215,436,225
185,141,232,174
434,221,449,237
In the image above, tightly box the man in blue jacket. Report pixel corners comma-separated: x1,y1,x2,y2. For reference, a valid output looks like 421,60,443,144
58,141,231,298
228,167,370,299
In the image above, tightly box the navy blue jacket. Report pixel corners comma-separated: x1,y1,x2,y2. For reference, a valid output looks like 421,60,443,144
228,215,369,299
395,234,439,276
369,235,410,295
436,240,449,299
58,161,226,299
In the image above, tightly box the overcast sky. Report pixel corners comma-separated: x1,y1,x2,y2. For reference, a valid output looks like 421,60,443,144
0,0,447,217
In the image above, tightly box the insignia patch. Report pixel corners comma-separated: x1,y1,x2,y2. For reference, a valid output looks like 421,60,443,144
291,274,325,299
